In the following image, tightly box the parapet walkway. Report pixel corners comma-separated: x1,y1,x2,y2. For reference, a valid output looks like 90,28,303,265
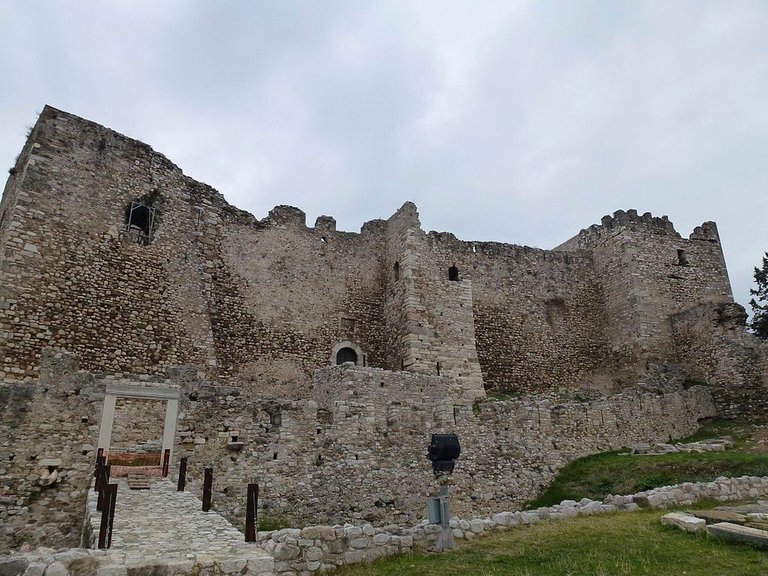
85,478,274,573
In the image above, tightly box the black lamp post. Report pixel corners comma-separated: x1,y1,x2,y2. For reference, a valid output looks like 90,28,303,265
427,433,460,551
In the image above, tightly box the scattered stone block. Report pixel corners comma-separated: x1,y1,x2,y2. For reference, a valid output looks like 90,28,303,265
661,512,705,533
706,522,768,550
693,510,747,525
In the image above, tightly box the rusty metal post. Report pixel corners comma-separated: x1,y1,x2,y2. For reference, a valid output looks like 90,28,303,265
96,467,106,512
162,449,170,477
106,483,117,548
245,483,259,542
97,483,116,549
177,457,188,492
94,454,105,492
202,467,213,511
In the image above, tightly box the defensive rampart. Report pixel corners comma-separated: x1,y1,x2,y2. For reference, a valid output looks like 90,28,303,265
0,354,716,551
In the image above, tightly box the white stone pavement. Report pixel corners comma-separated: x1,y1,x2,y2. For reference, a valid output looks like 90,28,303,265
85,478,274,573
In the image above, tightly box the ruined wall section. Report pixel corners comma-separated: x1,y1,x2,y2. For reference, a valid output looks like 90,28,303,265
196,203,389,392
556,210,733,374
313,365,456,411
0,351,105,551
671,302,768,420
0,359,718,552
0,107,394,389
0,106,218,382
170,366,715,532
425,234,614,394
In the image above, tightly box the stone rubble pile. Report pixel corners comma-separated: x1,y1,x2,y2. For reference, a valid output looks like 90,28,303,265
631,437,733,455
661,500,768,550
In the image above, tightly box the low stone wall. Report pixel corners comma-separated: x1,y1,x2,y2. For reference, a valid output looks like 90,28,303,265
257,475,768,575
630,475,768,509
3,476,767,576
0,547,274,576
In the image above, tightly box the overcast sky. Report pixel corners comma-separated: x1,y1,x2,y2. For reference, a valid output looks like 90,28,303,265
1,1,766,311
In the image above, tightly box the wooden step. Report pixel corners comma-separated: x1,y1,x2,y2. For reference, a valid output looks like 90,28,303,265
127,472,151,490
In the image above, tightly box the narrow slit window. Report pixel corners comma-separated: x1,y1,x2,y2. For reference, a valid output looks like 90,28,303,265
393,261,400,280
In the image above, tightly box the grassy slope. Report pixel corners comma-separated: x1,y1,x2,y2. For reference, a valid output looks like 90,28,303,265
336,510,768,576
527,419,768,508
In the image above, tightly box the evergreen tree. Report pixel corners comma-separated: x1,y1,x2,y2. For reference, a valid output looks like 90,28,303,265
749,252,768,338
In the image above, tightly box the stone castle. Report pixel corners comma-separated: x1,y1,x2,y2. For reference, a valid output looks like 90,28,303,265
0,106,765,551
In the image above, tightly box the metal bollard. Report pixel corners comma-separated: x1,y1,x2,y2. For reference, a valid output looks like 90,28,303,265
162,449,171,478
98,483,118,549
202,467,213,511
177,457,188,492
245,483,259,542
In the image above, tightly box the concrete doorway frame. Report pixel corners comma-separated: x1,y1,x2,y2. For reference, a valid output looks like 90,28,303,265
96,382,181,467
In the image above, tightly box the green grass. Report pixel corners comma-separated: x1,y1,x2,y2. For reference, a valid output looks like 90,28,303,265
526,419,768,508
335,510,768,576
257,514,292,531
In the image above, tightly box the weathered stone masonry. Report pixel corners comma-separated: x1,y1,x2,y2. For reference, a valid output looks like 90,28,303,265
0,106,765,552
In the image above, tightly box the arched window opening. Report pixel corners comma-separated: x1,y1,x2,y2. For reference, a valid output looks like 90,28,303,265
336,347,358,365
448,265,459,281
124,201,156,245
677,249,689,266
393,261,400,280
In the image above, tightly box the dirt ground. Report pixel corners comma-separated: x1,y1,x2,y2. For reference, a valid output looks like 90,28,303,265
751,426,768,453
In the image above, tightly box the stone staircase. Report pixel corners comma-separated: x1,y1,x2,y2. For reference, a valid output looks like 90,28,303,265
127,472,151,490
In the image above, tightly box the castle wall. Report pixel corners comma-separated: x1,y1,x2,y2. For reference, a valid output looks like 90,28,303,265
172,366,714,533
0,107,744,401
671,302,768,419
0,357,719,552
0,107,395,391
0,107,215,383
556,210,733,374
422,234,615,393
204,207,388,391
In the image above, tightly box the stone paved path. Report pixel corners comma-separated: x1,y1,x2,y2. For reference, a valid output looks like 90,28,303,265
86,478,273,572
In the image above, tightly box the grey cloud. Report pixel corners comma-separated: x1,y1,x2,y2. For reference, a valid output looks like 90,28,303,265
0,0,766,310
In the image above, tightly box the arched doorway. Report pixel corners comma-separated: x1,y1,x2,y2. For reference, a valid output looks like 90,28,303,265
330,341,365,366
335,347,358,365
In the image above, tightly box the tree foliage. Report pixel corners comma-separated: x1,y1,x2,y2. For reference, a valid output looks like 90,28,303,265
749,252,768,339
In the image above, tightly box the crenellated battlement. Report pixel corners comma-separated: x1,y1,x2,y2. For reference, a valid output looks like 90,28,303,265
689,221,721,242
556,209,680,251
